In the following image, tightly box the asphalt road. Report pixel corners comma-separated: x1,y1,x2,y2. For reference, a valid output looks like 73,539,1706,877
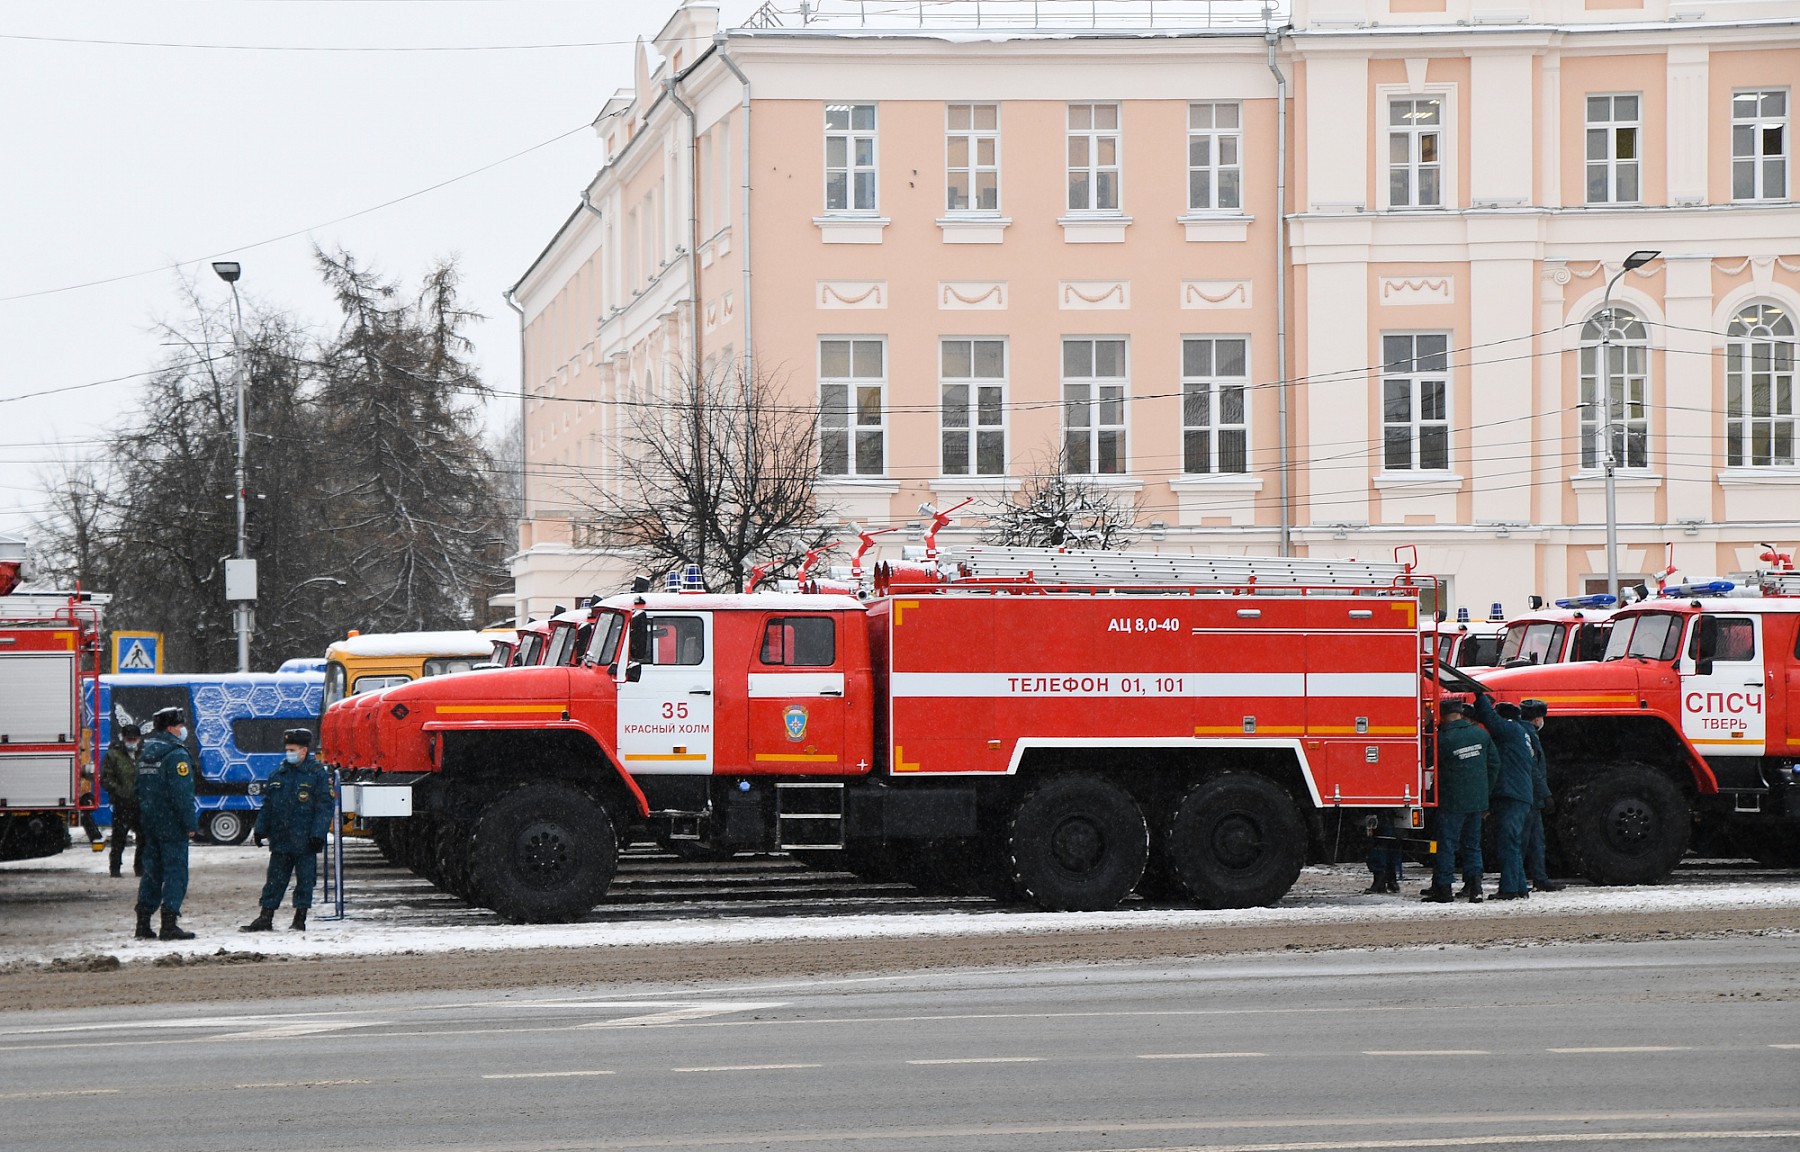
5,936,1799,1152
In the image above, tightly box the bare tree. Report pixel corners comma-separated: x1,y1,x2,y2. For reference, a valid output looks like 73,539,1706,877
590,359,834,593
982,445,1140,550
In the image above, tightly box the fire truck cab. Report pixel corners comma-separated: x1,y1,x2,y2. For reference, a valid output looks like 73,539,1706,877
327,550,1439,923
1480,576,1800,880
1488,596,1617,670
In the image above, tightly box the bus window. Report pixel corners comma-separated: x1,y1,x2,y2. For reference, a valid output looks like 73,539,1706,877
422,656,482,678
353,674,411,695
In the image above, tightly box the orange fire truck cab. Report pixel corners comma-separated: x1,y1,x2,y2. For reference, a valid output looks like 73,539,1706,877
325,551,1441,923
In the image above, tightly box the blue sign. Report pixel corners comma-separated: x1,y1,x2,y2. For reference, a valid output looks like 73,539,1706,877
112,632,162,674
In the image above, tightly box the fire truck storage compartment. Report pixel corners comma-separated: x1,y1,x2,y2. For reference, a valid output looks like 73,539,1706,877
0,753,78,808
0,652,78,743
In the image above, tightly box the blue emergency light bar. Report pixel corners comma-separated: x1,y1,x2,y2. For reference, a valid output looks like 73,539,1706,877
1455,607,1470,622
681,563,705,592
1555,594,1618,609
1488,602,1505,620
1658,579,1735,597
666,572,682,592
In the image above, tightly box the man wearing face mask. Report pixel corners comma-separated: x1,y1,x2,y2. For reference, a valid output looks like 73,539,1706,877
134,707,198,941
101,723,144,878
241,729,332,933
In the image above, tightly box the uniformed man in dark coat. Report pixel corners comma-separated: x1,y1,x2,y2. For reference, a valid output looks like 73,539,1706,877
101,723,143,878
1519,699,1562,892
1475,694,1538,901
1423,697,1499,903
241,728,332,933
134,707,198,941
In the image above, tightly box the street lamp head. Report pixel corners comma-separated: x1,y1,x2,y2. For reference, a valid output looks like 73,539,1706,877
211,261,242,283
1623,250,1660,271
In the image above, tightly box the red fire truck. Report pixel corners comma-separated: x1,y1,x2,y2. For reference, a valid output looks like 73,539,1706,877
323,549,1441,922
1478,574,1800,882
0,542,109,863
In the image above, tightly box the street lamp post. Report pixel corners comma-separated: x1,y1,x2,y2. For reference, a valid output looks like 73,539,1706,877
1597,249,1660,603
212,261,253,673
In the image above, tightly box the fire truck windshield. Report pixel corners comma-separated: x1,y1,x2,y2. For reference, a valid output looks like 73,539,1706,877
1602,612,1685,662
1499,622,1566,665
584,611,625,666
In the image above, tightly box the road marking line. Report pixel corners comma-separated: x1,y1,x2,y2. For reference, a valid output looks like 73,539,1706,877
1364,1049,1490,1056
1098,1131,1800,1150
481,1070,614,1080
672,1063,822,1073
1546,1046,1690,1054
0,1089,120,1100
907,1056,1042,1065
232,1079,370,1089
1771,1044,1800,1049
1138,1052,1267,1060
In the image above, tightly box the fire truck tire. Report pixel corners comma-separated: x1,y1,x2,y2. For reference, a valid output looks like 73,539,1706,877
434,821,478,901
1165,773,1306,909
202,810,253,846
369,818,398,864
402,816,439,878
1556,765,1689,885
1006,774,1147,912
468,783,617,923
1729,825,1800,868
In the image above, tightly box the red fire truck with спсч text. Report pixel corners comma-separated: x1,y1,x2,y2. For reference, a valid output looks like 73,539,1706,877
323,549,1447,922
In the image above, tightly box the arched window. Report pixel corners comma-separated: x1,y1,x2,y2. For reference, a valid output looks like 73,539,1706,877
1579,308,1649,470
1726,302,1797,467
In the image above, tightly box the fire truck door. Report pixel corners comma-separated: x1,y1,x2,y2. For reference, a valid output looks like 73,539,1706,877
745,615,846,773
617,612,715,775
1681,614,1766,756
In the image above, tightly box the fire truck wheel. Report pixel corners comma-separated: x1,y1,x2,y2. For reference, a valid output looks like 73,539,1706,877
1006,774,1147,912
468,783,617,923
434,821,478,902
402,816,440,877
1165,773,1306,909
369,819,398,864
1557,765,1689,885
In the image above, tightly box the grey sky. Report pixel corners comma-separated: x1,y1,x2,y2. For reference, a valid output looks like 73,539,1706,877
0,0,759,540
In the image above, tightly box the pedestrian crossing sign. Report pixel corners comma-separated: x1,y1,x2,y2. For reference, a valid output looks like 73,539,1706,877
112,632,163,674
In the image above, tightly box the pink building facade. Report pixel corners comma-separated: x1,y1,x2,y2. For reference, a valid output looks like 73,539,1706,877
507,0,1800,619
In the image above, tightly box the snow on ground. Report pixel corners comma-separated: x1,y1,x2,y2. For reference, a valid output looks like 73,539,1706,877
8,844,1800,967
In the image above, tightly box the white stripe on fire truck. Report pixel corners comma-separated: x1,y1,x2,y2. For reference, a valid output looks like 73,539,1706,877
888,672,1417,698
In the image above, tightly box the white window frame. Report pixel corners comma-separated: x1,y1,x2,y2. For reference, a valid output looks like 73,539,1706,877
1732,88,1789,202
1181,336,1250,475
1379,87,1453,211
1062,337,1128,475
1187,102,1243,212
819,337,886,477
1585,93,1642,205
939,338,1008,477
1579,310,1650,472
1066,103,1122,214
1381,332,1452,472
945,103,1001,214
824,103,878,213
1726,302,1797,468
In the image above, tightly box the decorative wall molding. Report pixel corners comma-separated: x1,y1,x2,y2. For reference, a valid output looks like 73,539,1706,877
939,281,1008,310
1181,280,1252,309
817,280,886,310
1060,280,1130,309
1378,276,1455,306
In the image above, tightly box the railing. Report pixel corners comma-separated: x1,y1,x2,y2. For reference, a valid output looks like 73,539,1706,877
743,0,1289,31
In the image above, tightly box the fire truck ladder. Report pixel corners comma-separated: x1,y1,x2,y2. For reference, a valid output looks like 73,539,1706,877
943,547,1413,589
1755,571,1800,597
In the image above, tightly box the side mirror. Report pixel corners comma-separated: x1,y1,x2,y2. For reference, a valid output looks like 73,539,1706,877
1694,658,1714,677
627,614,650,663
625,663,643,683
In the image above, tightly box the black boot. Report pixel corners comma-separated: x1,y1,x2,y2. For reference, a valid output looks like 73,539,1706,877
158,908,195,941
1533,878,1562,892
134,909,155,940
290,907,308,932
1458,882,1484,904
1420,885,1454,903
240,908,275,933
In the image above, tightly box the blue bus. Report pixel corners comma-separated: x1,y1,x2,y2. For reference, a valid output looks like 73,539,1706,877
90,672,324,844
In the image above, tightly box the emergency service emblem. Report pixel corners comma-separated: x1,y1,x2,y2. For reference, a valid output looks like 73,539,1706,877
783,705,809,742
176,761,190,777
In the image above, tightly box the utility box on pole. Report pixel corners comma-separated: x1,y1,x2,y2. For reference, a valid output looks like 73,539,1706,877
225,559,258,602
